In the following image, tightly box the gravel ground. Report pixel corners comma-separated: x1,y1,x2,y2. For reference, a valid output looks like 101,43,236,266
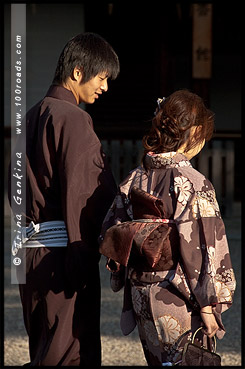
4,213,242,366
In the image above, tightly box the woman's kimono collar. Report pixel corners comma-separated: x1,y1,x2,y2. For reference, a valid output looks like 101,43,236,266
144,151,192,170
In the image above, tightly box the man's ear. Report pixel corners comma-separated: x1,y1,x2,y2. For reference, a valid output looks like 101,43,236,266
71,66,83,83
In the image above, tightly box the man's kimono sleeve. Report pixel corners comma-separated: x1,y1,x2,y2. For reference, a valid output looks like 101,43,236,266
54,110,116,289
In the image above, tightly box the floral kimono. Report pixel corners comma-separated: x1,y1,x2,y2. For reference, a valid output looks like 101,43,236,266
99,152,236,366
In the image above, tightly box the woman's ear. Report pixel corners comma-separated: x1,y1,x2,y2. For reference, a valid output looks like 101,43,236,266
194,125,203,135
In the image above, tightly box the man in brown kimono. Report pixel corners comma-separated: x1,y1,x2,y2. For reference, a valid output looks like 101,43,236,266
8,33,119,366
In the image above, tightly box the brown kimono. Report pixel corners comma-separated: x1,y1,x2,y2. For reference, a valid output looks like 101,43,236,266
8,85,117,366
99,151,236,366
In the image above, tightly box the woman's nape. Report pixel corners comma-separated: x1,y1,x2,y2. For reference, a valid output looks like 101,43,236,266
177,126,206,160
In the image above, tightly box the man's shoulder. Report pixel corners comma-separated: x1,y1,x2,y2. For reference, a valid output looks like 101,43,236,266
43,95,91,121
26,95,91,121
26,96,95,140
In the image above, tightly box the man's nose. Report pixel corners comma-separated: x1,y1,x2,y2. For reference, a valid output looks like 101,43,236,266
101,79,108,92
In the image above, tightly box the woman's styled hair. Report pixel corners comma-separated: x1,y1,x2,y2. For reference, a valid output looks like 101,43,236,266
143,89,214,155
53,32,120,84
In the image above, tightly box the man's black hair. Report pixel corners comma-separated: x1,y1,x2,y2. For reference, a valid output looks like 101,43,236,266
53,32,120,84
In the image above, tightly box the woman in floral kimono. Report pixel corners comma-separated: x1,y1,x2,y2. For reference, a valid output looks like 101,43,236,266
99,90,236,366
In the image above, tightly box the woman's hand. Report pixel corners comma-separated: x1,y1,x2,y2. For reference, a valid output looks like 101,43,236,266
200,306,219,338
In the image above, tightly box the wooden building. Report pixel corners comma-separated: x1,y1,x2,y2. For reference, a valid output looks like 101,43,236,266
4,3,241,216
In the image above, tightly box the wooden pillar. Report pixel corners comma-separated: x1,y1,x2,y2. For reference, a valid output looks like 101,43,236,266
192,3,212,105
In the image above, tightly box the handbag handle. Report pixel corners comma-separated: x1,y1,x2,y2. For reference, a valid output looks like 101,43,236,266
192,327,217,353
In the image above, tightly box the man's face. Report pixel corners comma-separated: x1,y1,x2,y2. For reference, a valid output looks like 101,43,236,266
77,72,109,104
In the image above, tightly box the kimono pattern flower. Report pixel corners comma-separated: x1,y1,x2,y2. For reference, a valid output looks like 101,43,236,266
100,152,236,366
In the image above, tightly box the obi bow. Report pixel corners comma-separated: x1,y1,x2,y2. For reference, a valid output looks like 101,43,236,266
99,187,175,268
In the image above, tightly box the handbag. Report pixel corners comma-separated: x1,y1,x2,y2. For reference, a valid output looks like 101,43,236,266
179,327,221,366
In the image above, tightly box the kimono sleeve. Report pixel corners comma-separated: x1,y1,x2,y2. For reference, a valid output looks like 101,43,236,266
100,189,131,240
54,111,117,289
55,111,116,245
174,177,236,320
